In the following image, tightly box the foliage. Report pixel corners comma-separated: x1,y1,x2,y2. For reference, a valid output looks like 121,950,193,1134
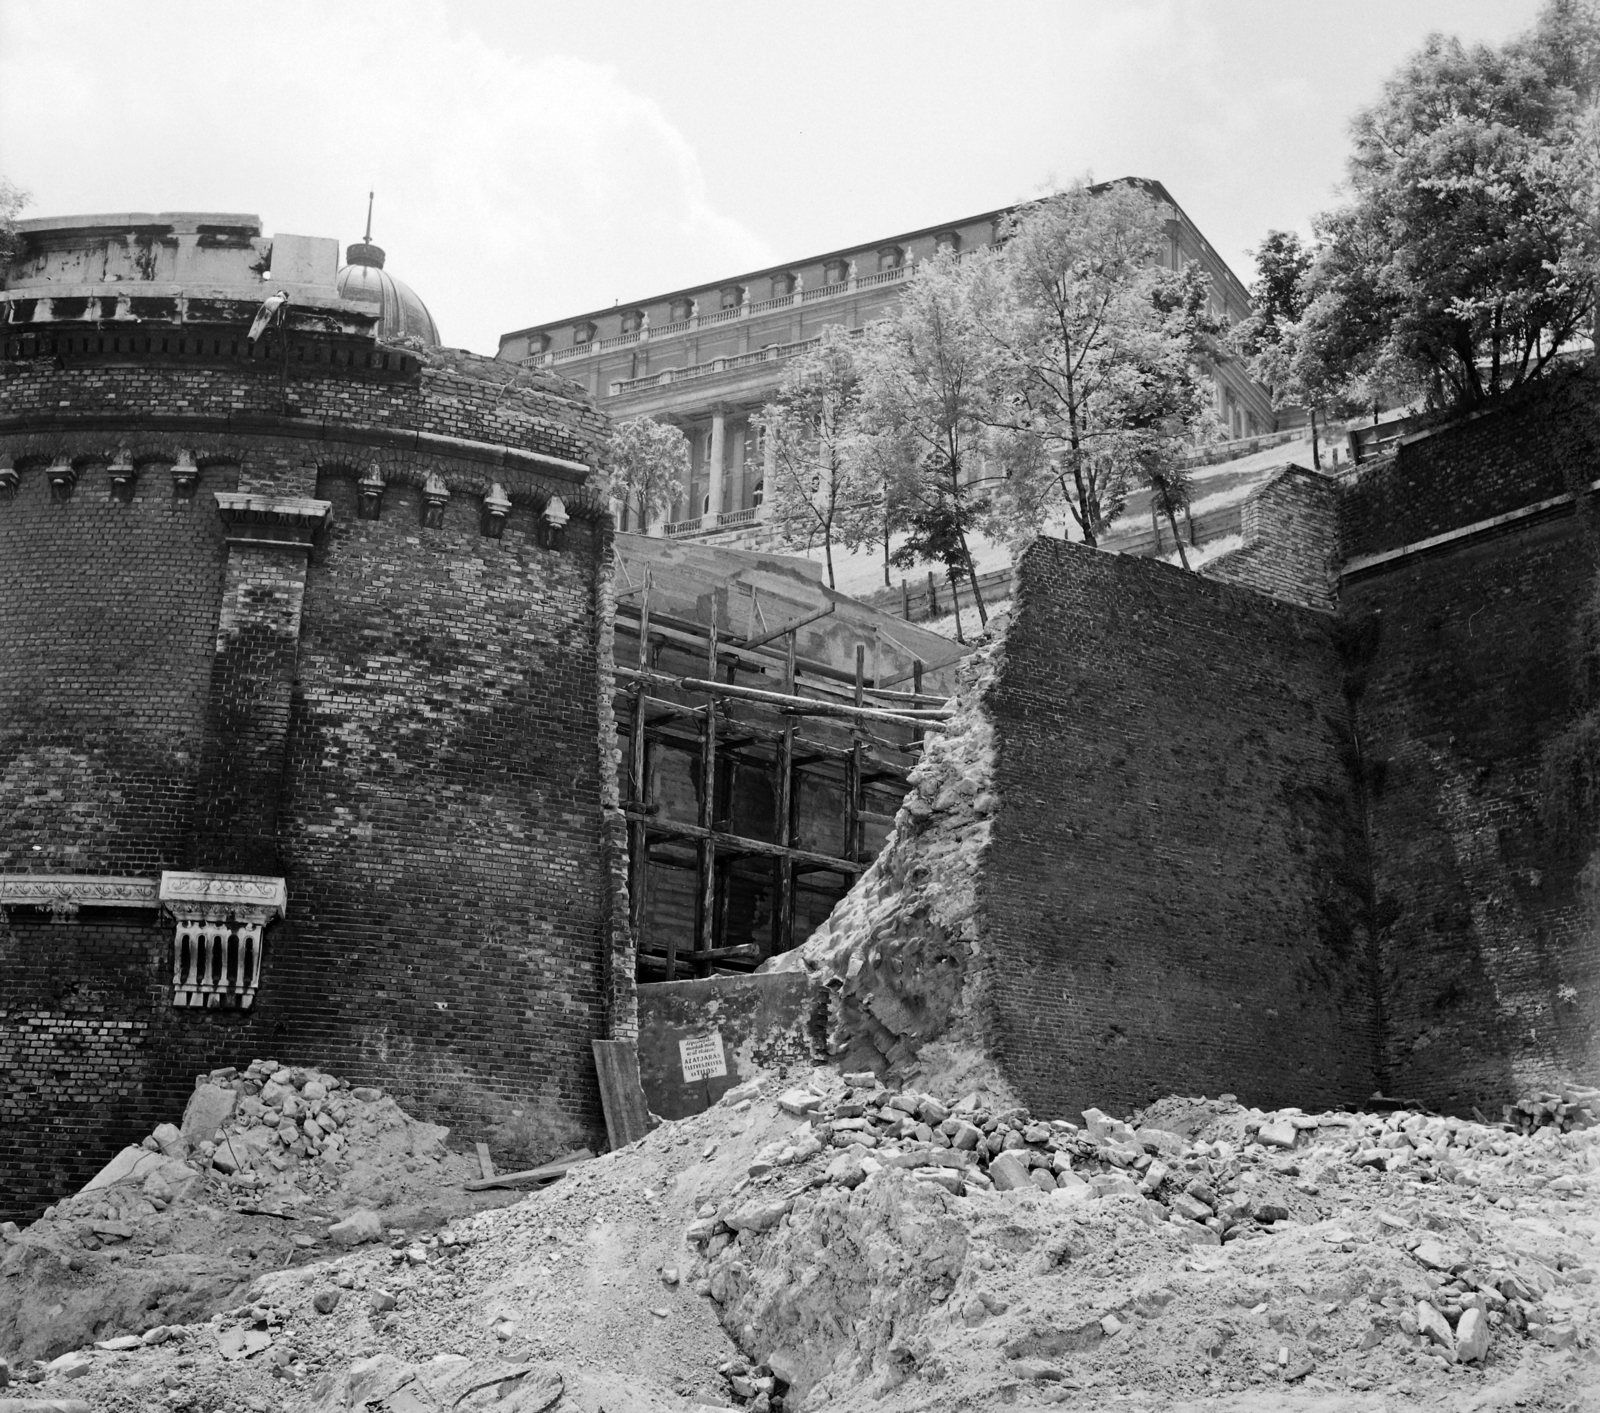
756,324,876,589
0,176,29,275
603,416,688,532
853,248,1006,621
1295,1,1600,410
984,180,1222,549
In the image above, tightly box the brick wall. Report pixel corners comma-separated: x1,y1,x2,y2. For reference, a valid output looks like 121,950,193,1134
983,539,1377,1118
1,341,617,1218
0,459,235,873
1345,501,1599,1111
1202,464,1339,613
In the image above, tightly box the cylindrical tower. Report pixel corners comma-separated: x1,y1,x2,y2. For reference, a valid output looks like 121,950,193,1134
0,213,630,1220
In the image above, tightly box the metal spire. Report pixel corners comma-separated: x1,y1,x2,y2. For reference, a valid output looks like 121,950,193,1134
364,191,374,244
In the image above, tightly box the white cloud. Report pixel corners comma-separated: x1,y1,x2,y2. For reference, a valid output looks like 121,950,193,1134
0,0,771,352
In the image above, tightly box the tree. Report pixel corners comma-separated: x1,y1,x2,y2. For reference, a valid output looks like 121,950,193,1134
603,416,688,533
0,176,29,274
1297,2,1600,410
854,247,1005,625
755,324,874,589
984,181,1222,549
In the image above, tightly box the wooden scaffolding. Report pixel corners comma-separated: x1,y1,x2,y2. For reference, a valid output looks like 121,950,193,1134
614,569,951,981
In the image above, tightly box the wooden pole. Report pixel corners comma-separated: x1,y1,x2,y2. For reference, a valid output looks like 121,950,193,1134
846,645,864,862
901,578,910,620
630,574,652,971
913,659,924,748
696,619,718,976
772,629,796,956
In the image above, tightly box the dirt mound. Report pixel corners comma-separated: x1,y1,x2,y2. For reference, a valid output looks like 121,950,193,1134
0,1058,512,1368
4,1066,1596,1412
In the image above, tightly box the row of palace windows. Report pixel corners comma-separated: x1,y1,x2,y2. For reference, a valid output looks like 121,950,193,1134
558,231,967,349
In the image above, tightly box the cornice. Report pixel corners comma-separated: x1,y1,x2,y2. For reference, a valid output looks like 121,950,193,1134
158,871,287,922
0,875,160,920
0,410,595,490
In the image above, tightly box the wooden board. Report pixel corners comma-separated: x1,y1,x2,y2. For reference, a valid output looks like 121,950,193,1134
592,1038,656,1150
462,1148,593,1192
475,1142,494,1180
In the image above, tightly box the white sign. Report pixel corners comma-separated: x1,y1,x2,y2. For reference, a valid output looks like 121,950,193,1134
679,1030,728,1082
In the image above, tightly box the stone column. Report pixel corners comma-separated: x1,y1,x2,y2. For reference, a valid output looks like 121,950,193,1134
707,412,726,523
760,422,777,519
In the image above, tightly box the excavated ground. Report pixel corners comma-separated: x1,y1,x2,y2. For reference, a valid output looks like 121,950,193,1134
2,1059,1596,1413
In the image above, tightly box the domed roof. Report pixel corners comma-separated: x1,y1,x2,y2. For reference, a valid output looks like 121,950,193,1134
336,237,440,346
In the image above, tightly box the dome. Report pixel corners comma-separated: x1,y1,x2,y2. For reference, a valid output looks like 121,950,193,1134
336,238,440,346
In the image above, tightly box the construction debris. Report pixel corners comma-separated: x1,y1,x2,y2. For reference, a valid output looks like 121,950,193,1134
2,1059,1595,1411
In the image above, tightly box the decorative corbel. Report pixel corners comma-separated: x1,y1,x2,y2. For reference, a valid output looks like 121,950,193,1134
541,495,569,550
357,464,387,520
482,482,512,538
0,456,16,501
47,457,77,503
171,450,199,499
158,872,287,1010
108,449,137,504
421,471,450,529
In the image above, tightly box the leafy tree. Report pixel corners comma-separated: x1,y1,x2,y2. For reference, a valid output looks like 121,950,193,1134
0,176,29,275
1297,2,1600,410
853,248,1005,624
755,324,874,589
984,180,1222,549
888,480,986,642
603,416,687,533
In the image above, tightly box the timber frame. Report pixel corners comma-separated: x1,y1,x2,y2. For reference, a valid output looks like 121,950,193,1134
615,568,951,982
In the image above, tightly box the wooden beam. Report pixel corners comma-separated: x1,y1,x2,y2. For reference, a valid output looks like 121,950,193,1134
615,602,870,689
695,620,719,978
739,601,835,651
615,665,949,729
464,1148,595,1191
627,811,868,875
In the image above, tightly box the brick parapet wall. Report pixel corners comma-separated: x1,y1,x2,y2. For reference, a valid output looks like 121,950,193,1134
0,347,606,476
983,539,1377,1117
1338,374,1594,561
1202,465,1339,613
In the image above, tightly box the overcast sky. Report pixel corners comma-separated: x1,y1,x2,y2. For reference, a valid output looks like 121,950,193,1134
0,0,1546,355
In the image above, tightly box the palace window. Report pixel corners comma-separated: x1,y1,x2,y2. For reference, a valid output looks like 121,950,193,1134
769,273,797,299
719,284,746,310
877,245,905,272
935,230,961,255
824,258,850,286
572,320,597,346
669,297,695,322
620,308,646,336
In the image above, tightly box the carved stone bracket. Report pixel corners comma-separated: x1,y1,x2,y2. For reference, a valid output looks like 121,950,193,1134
421,472,450,529
0,455,16,500
357,465,386,520
213,492,332,550
543,494,569,549
108,449,137,504
0,874,160,924
158,872,287,1009
47,457,77,503
483,481,512,538
172,450,199,499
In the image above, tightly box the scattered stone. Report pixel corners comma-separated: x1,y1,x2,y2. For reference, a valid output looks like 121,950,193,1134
1256,1120,1298,1149
1415,1301,1455,1355
314,1290,343,1314
329,1209,384,1246
1455,1307,1490,1363
352,1087,383,1103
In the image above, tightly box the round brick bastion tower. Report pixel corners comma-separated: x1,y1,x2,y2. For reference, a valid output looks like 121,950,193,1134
0,213,632,1220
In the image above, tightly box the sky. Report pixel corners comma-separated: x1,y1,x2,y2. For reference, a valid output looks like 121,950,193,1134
0,0,1548,356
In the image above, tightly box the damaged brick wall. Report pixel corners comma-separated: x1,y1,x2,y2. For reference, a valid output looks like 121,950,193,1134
983,539,1378,1118
1202,465,1339,613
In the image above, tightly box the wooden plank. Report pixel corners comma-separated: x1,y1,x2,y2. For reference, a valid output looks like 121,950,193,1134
776,631,797,954
463,1147,594,1191
592,1038,655,1148
475,1142,495,1180
615,665,948,728
739,601,835,651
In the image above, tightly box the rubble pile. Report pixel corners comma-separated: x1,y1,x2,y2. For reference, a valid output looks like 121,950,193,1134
0,1059,493,1374
1,1064,1596,1412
